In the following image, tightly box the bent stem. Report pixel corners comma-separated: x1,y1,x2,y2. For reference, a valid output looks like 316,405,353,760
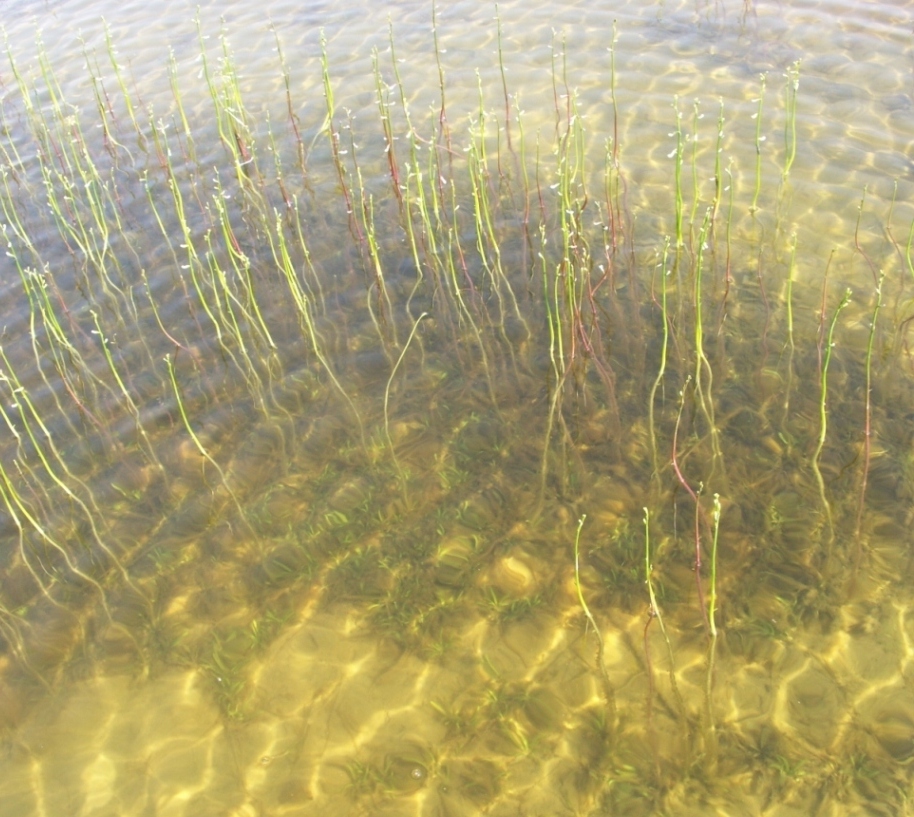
671,377,708,628
165,353,253,534
750,73,766,213
782,61,800,180
573,515,616,726
812,288,851,551
643,507,686,735
384,313,428,502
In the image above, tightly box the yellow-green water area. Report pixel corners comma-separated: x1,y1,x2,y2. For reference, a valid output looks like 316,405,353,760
1,0,913,815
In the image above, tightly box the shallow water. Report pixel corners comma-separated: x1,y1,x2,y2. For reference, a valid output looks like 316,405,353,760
1,1,914,815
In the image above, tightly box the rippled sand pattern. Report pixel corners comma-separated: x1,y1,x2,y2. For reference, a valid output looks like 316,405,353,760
0,348,911,815
2,557,912,816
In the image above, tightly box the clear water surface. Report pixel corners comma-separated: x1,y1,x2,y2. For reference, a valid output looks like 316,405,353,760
1,0,913,815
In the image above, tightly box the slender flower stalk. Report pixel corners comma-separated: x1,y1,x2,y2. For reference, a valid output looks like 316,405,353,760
812,288,852,545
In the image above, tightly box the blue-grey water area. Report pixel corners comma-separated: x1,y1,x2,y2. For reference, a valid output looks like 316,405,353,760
1,0,913,814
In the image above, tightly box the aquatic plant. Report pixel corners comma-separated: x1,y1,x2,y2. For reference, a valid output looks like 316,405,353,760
0,10,909,814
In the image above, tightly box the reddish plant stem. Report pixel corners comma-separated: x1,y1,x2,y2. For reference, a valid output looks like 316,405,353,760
275,30,306,173
854,187,879,284
671,383,709,629
576,296,620,426
855,277,883,566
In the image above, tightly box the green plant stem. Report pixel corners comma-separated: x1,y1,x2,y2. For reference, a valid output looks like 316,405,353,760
574,515,616,723
751,74,766,212
643,508,687,742
648,240,671,486
708,494,721,637
705,495,721,773
782,61,800,179
812,287,851,544
384,313,427,499
165,353,253,531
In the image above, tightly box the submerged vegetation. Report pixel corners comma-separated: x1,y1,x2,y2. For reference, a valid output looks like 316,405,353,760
0,9,912,814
